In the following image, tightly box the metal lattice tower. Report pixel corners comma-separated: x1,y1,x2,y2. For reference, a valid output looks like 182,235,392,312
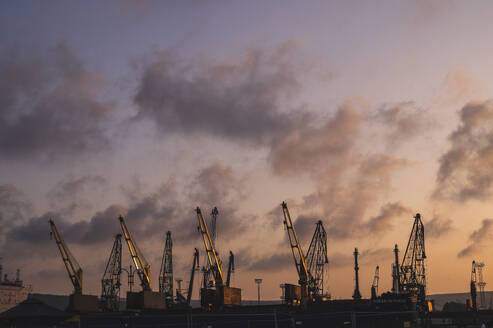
472,261,486,310
305,221,329,298
352,248,362,300
101,234,122,312
400,213,426,310
159,231,173,306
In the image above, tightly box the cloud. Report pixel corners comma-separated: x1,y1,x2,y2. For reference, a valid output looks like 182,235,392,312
0,42,114,162
329,248,391,269
372,101,428,145
0,184,31,222
443,67,486,102
269,101,362,176
268,99,408,240
187,162,250,241
308,154,407,239
361,202,411,234
243,253,293,272
434,100,493,202
425,216,453,239
457,218,493,258
133,41,308,145
293,215,320,245
47,175,107,215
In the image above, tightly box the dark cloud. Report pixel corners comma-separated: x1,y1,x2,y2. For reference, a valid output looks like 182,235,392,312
425,216,453,239
434,100,493,202
8,205,125,245
47,175,107,215
133,41,308,145
246,253,292,272
457,218,493,258
187,162,249,241
8,212,63,245
0,184,31,223
293,215,320,245
372,101,428,145
0,42,113,161
6,162,247,250
362,202,411,235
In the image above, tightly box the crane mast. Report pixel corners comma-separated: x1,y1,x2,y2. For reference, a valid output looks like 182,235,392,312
305,220,328,298
226,251,235,287
400,213,426,311
196,207,224,287
352,248,362,300
281,201,311,304
159,231,173,306
118,215,151,291
49,219,83,294
101,234,122,311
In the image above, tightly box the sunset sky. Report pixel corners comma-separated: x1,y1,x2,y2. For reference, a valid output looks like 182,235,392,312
3,1,493,301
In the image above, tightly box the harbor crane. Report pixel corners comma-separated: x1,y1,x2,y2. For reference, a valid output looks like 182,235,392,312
281,201,312,305
371,265,379,299
201,208,219,289
49,219,98,312
196,207,241,309
118,215,151,291
400,213,427,311
176,248,200,305
49,219,83,295
196,207,224,287
226,251,235,287
101,234,122,312
470,261,478,311
305,220,329,299
471,260,486,310
159,231,173,307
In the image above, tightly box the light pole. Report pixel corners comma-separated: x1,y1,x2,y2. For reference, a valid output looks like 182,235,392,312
255,278,263,305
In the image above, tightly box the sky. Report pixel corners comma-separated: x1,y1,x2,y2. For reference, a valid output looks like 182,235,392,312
2,0,493,301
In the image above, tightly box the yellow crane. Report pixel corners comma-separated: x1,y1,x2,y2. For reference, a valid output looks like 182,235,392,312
49,219,83,295
196,207,223,287
118,215,151,291
281,201,312,305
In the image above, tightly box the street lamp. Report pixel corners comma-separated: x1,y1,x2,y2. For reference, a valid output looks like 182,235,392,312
254,278,263,305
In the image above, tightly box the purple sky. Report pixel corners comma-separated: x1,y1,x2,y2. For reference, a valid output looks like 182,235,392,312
2,1,493,300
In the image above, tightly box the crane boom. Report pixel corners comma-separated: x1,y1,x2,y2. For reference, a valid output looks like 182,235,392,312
196,207,223,286
49,219,83,294
226,251,235,287
281,201,311,303
118,215,151,291
371,265,379,299
187,248,200,305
